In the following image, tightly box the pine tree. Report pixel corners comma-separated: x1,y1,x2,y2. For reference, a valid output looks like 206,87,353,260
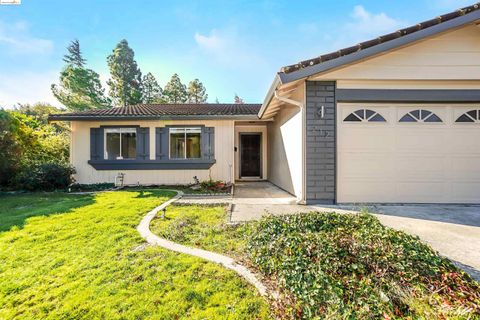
163,74,188,103
62,39,86,68
234,94,244,104
142,72,163,103
187,79,208,103
52,40,110,111
215,97,220,104
107,39,143,106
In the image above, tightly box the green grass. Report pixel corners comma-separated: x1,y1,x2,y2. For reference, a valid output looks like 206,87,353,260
0,191,270,319
150,205,247,257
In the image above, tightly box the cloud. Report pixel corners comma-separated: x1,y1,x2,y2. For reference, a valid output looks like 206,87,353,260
346,5,406,41
0,19,53,55
194,27,265,67
0,71,63,108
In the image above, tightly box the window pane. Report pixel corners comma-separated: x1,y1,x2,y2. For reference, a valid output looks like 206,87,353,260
456,114,475,122
106,132,121,160
410,110,420,119
121,132,136,159
424,114,442,122
365,109,375,119
369,114,386,122
399,114,417,122
186,132,201,158
344,113,361,121
170,132,185,158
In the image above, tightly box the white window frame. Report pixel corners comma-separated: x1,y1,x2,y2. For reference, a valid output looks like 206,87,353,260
169,127,202,160
104,128,137,160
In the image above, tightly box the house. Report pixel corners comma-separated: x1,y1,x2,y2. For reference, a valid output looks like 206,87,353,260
50,3,480,204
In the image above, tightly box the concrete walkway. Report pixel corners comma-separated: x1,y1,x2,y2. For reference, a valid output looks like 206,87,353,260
136,190,273,298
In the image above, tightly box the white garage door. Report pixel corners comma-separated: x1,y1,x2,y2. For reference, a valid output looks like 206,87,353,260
337,104,480,203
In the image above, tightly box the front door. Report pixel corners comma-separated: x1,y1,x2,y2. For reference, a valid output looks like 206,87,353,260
240,133,261,178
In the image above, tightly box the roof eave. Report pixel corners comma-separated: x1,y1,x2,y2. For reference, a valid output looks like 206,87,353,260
278,8,480,84
48,114,260,122
258,74,282,119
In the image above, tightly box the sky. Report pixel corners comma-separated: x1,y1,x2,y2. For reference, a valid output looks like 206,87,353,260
0,0,475,108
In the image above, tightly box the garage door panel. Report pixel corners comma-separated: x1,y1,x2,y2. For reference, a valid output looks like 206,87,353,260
338,181,396,203
451,156,480,180
394,129,446,153
338,152,393,179
395,155,446,180
452,182,480,202
339,127,392,152
396,182,448,202
337,104,480,203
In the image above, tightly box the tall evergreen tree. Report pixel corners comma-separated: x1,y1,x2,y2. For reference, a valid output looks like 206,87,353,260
187,79,208,103
51,40,110,111
142,72,163,103
163,74,188,103
107,40,143,106
234,94,244,104
62,39,86,68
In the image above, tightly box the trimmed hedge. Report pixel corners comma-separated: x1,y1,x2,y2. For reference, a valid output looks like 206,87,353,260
247,212,480,319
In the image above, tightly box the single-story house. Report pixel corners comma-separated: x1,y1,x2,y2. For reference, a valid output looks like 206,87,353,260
50,3,480,204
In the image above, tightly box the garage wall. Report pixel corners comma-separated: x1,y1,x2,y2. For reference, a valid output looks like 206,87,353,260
311,24,480,81
305,81,336,204
71,119,235,185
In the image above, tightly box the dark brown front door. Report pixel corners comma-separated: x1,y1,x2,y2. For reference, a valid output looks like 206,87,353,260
240,133,261,178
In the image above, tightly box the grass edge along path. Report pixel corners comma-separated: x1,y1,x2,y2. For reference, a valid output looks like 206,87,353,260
137,190,276,299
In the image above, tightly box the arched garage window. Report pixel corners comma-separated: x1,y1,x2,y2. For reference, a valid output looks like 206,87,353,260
399,109,442,123
456,110,480,123
343,109,386,122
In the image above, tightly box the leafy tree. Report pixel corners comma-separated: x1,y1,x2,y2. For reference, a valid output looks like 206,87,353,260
107,39,143,106
187,79,208,103
62,39,86,68
163,73,188,103
0,110,23,186
234,94,244,104
52,40,110,111
14,103,64,124
142,72,163,103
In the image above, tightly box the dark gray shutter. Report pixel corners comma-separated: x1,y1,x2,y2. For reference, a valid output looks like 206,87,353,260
202,127,215,160
155,127,169,160
136,127,150,160
90,127,104,160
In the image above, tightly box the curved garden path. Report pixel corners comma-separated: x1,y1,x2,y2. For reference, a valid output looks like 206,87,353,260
136,190,273,298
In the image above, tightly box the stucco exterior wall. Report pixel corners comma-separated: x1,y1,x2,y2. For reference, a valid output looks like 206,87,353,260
71,119,234,185
267,105,303,198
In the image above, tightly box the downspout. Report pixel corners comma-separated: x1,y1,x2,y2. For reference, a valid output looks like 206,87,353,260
273,90,307,205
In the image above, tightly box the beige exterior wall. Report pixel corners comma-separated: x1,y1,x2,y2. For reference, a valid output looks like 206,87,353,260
311,24,480,83
71,119,234,185
267,105,303,198
234,123,268,180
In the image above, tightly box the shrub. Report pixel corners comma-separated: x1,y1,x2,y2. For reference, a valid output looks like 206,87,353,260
247,212,480,319
69,183,115,192
13,162,75,191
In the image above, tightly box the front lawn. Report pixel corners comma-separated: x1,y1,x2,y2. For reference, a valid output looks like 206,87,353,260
152,205,480,319
0,191,269,319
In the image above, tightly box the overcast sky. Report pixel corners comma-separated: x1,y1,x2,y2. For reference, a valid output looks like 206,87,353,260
0,0,474,108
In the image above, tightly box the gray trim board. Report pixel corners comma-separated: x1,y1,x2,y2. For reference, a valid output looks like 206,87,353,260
336,89,480,103
278,10,480,84
88,159,216,170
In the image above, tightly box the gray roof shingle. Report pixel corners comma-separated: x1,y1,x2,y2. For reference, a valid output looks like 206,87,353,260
48,103,262,121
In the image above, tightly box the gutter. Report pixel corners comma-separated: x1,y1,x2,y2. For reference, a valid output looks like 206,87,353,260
273,89,307,205
48,114,261,122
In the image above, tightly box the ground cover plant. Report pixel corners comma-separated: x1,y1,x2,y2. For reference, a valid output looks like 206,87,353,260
248,212,480,319
151,205,480,319
0,191,269,319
